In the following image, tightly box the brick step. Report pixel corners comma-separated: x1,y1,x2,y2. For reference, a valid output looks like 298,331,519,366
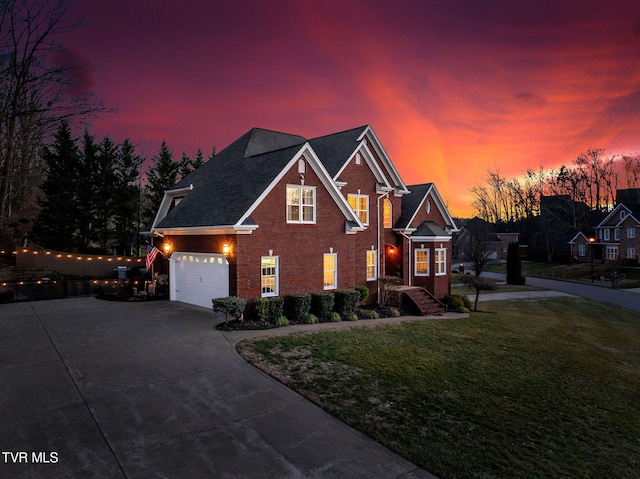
402,289,446,316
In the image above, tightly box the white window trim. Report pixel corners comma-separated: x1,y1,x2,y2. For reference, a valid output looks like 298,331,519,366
614,228,620,241
260,256,279,297
628,228,636,239
286,185,316,224
604,229,610,241
414,248,430,276
627,247,636,259
578,244,586,257
366,250,378,281
348,193,369,226
323,253,337,290
435,248,447,276
606,245,618,260
383,198,392,228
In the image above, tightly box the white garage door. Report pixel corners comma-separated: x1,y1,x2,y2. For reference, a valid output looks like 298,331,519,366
169,252,229,309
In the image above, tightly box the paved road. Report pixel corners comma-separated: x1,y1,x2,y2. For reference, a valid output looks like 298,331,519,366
0,297,439,479
481,272,640,313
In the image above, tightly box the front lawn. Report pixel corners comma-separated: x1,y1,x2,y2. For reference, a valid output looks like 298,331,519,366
239,297,640,479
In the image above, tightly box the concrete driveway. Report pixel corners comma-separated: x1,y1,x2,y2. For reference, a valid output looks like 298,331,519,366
0,298,435,479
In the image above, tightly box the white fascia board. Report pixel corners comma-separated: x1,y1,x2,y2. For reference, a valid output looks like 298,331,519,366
154,225,255,236
237,143,364,229
568,231,589,244
150,186,195,233
615,213,640,227
406,183,458,232
411,236,452,242
358,125,410,194
331,144,391,192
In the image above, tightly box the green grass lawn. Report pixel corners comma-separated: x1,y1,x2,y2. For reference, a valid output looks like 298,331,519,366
239,297,640,479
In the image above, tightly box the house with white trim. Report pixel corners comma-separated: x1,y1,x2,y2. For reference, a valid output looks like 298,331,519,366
149,126,457,309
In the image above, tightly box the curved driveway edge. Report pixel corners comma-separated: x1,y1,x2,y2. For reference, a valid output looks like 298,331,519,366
0,297,440,479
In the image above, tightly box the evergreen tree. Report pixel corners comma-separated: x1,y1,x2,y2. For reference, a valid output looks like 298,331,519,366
178,151,192,180
113,139,143,255
92,136,119,252
192,148,206,170
76,131,99,251
32,122,82,251
506,242,525,285
144,140,179,222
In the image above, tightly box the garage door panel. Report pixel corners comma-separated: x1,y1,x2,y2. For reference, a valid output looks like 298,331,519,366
170,252,229,309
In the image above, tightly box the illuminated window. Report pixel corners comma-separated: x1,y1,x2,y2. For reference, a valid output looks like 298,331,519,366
261,256,278,297
383,199,392,228
323,253,337,289
366,250,377,281
435,248,446,276
415,249,429,276
348,194,369,225
287,185,316,223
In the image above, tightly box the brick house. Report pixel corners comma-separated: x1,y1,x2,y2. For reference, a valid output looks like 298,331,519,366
150,126,457,309
593,203,640,264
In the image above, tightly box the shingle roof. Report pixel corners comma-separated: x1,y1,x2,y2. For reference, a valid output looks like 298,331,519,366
307,126,368,177
412,221,448,237
395,183,433,229
156,144,302,228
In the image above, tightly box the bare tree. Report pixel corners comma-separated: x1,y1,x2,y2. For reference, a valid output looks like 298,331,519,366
461,220,496,311
0,0,107,247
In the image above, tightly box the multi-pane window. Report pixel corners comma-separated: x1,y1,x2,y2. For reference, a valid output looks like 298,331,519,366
383,199,392,228
627,248,636,260
628,228,636,239
261,256,278,297
606,246,618,260
366,250,377,281
435,248,446,275
415,249,429,276
604,229,610,241
348,194,369,225
287,186,315,223
323,253,337,289
614,228,620,241
578,244,586,257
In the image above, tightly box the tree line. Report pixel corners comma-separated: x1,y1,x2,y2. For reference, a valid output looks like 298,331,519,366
471,148,640,224
470,148,640,261
29,121,211,254
0,0,212,254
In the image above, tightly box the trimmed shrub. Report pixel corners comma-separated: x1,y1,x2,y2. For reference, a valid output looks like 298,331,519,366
253,296,285,324
506,242,526,285
311,292,334,321
284,293,311,322
212,296,247,324
355,285,369,303
334,289,361,319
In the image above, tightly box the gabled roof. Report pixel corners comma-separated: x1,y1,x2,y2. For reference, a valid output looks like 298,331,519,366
568,231,591,244
412,221,449,239
595,203,640,229
395,183,458,232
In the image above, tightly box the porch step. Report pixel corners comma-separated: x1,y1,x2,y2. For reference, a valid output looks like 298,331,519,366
402,288,446,316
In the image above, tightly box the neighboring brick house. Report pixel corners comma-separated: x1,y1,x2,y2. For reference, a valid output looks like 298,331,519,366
454,217,520,262
593,203,640,264
568,231,597,263
149,126,457,309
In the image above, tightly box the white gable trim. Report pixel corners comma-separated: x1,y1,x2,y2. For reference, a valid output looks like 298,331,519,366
236,143,364,230
568,231,590,244
332,143,392,190
358,126,410,195
404,184,458,233
596,204,632,228
151,186,195,233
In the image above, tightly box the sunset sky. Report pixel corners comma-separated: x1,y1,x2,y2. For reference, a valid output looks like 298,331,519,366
65,0,640,217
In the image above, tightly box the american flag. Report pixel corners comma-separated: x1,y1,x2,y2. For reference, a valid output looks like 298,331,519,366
146,246,160,271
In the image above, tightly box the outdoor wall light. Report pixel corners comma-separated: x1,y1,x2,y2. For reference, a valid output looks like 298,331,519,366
223,244,230,255
163,242,171,254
